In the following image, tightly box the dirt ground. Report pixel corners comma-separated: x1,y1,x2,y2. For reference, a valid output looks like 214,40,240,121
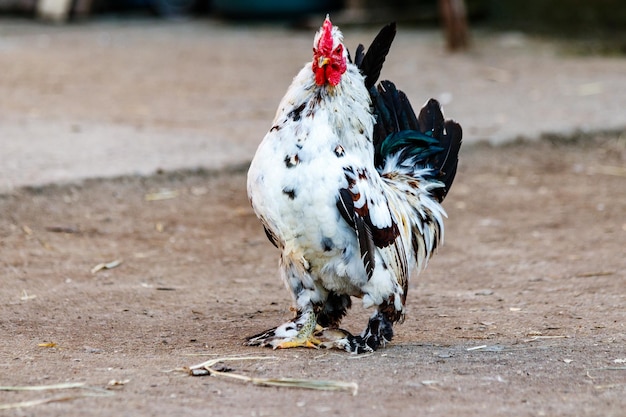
0,134,624,416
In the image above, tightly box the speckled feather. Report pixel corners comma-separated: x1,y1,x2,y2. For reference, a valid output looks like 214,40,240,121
246,17,461,353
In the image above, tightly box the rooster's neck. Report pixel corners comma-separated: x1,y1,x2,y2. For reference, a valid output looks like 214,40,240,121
273,63,374,154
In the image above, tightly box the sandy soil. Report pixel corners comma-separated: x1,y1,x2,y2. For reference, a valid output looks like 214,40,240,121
1,134,624,416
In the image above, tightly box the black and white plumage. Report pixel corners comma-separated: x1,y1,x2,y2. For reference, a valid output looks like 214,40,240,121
246,17,462,353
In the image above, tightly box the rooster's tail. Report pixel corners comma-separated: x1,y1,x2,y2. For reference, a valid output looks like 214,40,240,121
372,81,462,203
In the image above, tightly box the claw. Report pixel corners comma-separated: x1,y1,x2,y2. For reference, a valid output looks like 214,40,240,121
246,310,396,353
314,327,353,350
275,334,322,349
246,309,321,350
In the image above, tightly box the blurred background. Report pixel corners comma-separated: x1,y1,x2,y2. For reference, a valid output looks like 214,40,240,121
1,0,626,42
1,0,625,191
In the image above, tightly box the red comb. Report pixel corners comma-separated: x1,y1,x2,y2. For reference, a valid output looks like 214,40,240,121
319,17,334,54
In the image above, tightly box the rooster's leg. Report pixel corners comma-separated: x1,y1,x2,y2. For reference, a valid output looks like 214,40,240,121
246,256,337,350
319,306,395,353
309,309,395,353
351,310,394,353
316,291,352,328
245,309,323,349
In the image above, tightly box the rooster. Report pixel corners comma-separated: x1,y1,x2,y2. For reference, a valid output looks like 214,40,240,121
246,16,462,353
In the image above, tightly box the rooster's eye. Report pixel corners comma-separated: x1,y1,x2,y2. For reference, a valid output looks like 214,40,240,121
334,45,343,54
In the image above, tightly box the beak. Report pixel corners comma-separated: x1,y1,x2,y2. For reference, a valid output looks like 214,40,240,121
318,56,330,67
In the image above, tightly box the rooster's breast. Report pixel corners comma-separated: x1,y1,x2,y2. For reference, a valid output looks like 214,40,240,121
247,120,355,254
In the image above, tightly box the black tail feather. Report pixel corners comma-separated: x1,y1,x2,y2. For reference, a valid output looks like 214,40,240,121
414,100,462,202
414,99,462,201
432,120,462,202
353,44,365,67
371,82,462,202
372,80,420,166
377,80,421,133
418,98,445,141
355,22,396,90
357,23,461,201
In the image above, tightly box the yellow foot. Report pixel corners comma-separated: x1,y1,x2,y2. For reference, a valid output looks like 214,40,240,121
274,334,322,349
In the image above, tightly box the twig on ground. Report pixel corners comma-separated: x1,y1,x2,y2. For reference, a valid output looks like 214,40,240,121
91,259,123,274
0,382,113,410
185,356,358,395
